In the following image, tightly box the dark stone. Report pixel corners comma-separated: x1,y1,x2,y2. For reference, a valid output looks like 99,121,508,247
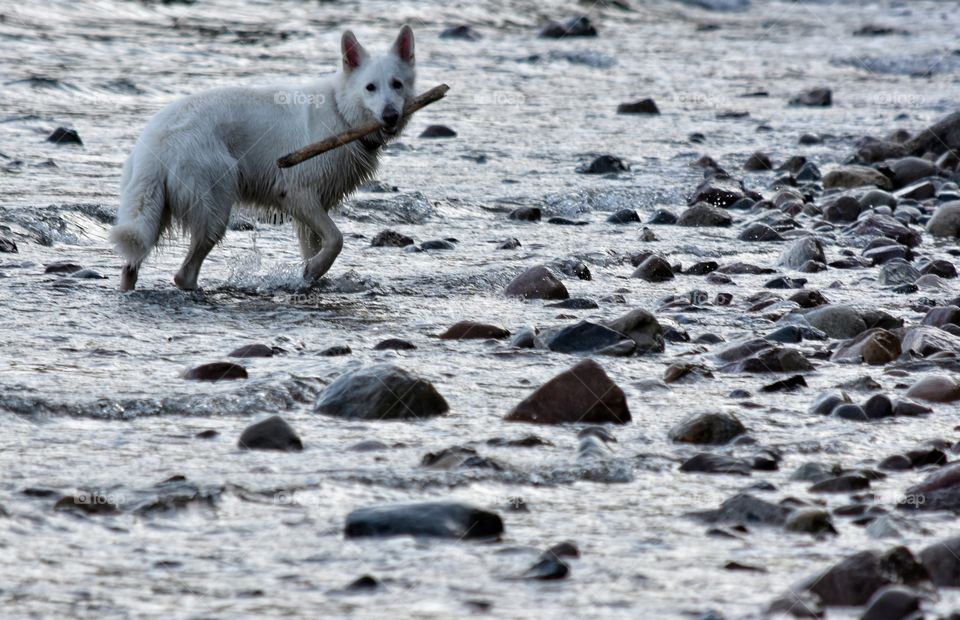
439,25,481,40
779,237,826,269
785,509,837,536
603,308,664,353
419,125,456,138
521,556,570,580
420,239,455,250
809,474,870,493
832,403,869,421
238,416,303,452
647,208,678,224
505,265,569,300
789,87,832,107
685,261,718,275
689,175,747,208
373,338,416,351
540,15,597,38
508,207,541,222
505,359,631,425
617,98,659,115
861,586,921,620
795,547,929,607
738,222,784,242
546,298,598,310
497,237,521,250
680,453,752,476
546,321,630,353
764,276,806,289
678,203,733,227
743,152,772,171
632,255,674,282
228,343,275,358
919,536,960,586
669,412,745,444
314,365,448,420
47,127,83,145
345,502,503,538
371,230,414,247
790,290,829,308
577,155,629,174
346,575,380,591
44,261,83,274
0,235,17,253
184,362,248,381
439,321,509,340
760,375,807,392
606,208,641,224
692,493,790,526
319,344,352,356
823,196,862,222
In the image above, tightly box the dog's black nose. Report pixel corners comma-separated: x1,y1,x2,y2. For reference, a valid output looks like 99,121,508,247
382,106,400,127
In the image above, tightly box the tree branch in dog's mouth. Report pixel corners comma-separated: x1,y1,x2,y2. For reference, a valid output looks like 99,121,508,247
277,83,450,169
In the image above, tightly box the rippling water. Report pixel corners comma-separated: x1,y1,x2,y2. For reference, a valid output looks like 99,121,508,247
2,0,960,617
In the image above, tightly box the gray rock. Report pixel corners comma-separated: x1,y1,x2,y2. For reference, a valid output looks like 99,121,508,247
805,305,867,339
238,416,303,452
822,165,892,190
779,237,826,269
669,412,745,444
314,365,449,420
505,265,569,300
603,308,664,353
861,586,921,620
678,203,733,227
890,156,938,189
926,200,960,237
345,502,503,538
632,255,675,282
738,222,783,241
789,87,832,107
546,321,630,353
877,260,920,286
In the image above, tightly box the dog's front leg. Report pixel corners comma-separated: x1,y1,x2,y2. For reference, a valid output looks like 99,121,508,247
300,207,344,282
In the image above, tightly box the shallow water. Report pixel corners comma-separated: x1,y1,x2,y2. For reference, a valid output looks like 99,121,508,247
2,0,960,617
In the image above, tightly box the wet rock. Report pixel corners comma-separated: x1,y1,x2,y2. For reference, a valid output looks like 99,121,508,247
792,546,929,607
505,359,630,425
919,536,960,586
680,453,752,476
895,179,936,200
810,474,870,493
905,375,960,403
743,151,773,171
822,196,862,222
46,127,83,145
877,260,920,286
922,305,960,328
722,346,813,373
761,374,807,392
184,362,248,381
804,305,867,339
632,255,674,282
319,344,352,356
648,208,678,224
693,493,789,526
344,502,503,539
606,208,640,224
547,216,586,226
345,575,380,591
421,446,504,470
508,207,541,222
371,230,414,247
832,403,869,421
926,201,960,237
419,125,456,138
617,98,659,115
790,290,829,308
663,362,713,384
863,243,911,266
487,434,552,448
550,258,591,280
44,261,82,274
789,87,832,107
419,239,455,250
861,586,922,620
862,394,894,420
0,234,17,253
373,338,415,351
577,154,628,174
439,25,481,40
738,222,783,242
314,365,448,420
689,175,750,208
779,237,826,269
603,308,664,353
900,326,960,358
540,15,596,38
505,265,568,300
678,203,733,227
919,260,957,279
890,156,938,189
716,262,774,275
439,321,509,340
797,161,822,182
69,268,105,279
228,343,275,358
509,328,537,349
798,132,822,145
669,412,745,444
785,509,837,536
685,260,719,275
822,165,892,190
546,321,631,354
853,214,922,247
831,328,901,365
546,298,598,310
521,555,570,580
238,416,303,452
195,429,218,439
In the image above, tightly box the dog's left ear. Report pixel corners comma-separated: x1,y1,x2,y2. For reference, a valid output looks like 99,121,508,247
392,24,415,66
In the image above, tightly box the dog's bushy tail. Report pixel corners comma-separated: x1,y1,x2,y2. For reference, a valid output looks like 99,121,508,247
110,149,167,267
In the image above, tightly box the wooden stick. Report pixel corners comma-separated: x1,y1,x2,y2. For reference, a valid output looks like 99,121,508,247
277,83,450,168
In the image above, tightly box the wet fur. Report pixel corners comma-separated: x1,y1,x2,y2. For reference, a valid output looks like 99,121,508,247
110,26,416,290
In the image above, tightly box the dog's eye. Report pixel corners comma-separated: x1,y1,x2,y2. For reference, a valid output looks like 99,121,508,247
391,79,403,90
365,83,376,92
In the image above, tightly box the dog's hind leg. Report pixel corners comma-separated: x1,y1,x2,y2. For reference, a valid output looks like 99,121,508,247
172,173,235,291
299,207,343,282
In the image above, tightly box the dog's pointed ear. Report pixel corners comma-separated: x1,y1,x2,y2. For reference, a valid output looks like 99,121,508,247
341,30,368,73
391,24,415,66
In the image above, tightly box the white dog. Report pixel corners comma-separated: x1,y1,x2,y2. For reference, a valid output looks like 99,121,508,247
110,26,416,291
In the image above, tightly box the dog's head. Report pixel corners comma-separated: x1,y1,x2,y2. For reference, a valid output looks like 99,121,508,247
338,25,416,141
